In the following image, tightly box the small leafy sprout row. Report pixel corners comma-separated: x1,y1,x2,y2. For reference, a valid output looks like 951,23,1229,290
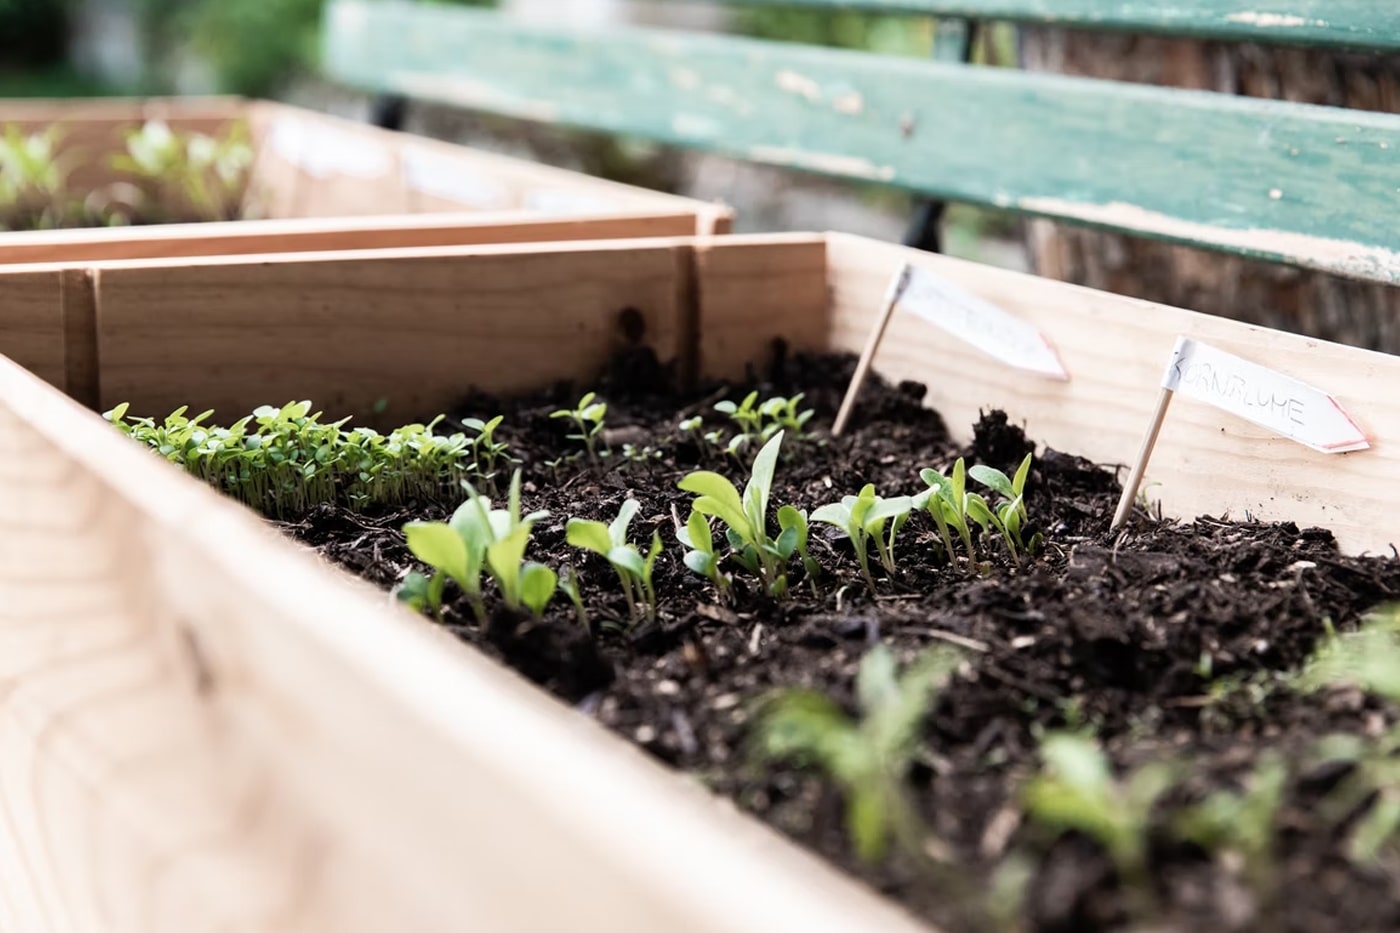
811,484,914,594
112,119,253,224
0,124,67,230
107,400,503,518
567,499,663,625
969,453,1040,562
752,643,962,864
679,431,805,598
1174,752,1287,893
550,392,607,464
402,471,555,623
679,414,725,460
714,391,815,455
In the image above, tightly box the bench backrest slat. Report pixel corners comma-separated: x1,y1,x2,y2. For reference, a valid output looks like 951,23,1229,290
715,1,1400,53
325,1,1400,284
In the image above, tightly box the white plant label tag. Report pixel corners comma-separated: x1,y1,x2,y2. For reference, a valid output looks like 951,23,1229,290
269,117,391,180
1161,336,1369,453
895,265,1070,380
401,148,511,209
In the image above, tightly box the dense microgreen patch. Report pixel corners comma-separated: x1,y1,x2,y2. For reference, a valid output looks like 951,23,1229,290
0,123,69,230
751,644,962,863
106,400,503,518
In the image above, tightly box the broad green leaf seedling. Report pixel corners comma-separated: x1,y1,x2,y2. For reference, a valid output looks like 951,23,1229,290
752,644,962,863
676,508,732,602
811,484,915,593
403,470,554,622
968,453,1041,562
551,392,608,463
567,498,663,624
678,431,801,597
715,391,815,454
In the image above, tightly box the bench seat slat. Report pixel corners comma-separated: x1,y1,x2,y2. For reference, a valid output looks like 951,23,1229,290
718,1,1400,53
326,1,1400,284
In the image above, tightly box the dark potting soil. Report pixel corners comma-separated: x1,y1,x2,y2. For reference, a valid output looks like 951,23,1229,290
275,351,1400,933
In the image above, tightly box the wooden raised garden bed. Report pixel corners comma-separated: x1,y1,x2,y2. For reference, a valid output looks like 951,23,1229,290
0,97,729,264
2,233,1398,932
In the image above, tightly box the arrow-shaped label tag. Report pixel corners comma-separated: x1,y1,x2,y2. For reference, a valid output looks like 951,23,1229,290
1161,336,1369,453
896,265,1070,380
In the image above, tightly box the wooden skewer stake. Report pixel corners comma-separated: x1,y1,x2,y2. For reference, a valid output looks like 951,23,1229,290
833,263,914,437
1111,385,1175,531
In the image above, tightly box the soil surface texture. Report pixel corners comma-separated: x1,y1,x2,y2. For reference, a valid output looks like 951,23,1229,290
276,351,1400,932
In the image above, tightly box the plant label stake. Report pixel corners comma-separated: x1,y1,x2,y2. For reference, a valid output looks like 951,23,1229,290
834,263,914,436
834,263,1070,437
1112,336,1371,529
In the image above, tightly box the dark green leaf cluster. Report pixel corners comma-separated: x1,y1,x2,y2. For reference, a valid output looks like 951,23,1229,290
106,400,507,518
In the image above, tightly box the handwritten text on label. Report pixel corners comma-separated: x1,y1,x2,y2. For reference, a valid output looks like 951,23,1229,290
1161,336,1369,453
895,265,1070,380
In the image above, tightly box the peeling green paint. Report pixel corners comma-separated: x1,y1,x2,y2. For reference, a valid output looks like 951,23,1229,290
325,0,1400,282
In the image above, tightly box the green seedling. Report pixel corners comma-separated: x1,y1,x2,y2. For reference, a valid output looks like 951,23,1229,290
1174,753,1287,893
111,119,253,223
968,453,1042,562
676,509,732,602
715,391,816,455
778,505,821,596
462,415,514,491
551,392,607,463
559,565,590,635
0,123,70,230
404,470,554,622
752,644,962,863
621,443,663,465
678,431,799,597
914,458,989,568
107,400,488,518
810,484,915,593
1022,732,1176,897
566,498,662,624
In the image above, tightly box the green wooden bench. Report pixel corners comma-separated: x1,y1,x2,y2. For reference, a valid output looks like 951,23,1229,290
323,0,1400,285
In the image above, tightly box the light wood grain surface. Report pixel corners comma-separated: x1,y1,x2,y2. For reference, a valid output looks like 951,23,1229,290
0,337,931,933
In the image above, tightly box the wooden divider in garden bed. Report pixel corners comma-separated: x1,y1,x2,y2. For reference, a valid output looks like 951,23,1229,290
1,233,1398,932
0,97,728,264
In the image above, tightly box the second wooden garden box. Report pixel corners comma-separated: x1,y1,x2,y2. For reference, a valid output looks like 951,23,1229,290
0,96,730,264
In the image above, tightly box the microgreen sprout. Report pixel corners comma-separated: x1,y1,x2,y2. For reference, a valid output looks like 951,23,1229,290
751,644,962,863
403,470,553,623
778,505,821,596
106,400,496,518
566,498,662,624
1022,732,1176,897
811,484,915,593
914,458,988,569
559,565,590,635
678,431,800,598
551,392,607,463
968,453,1041,562
715,391,816,455
679,415,715,459
676,509,732,602
462,415,515,491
